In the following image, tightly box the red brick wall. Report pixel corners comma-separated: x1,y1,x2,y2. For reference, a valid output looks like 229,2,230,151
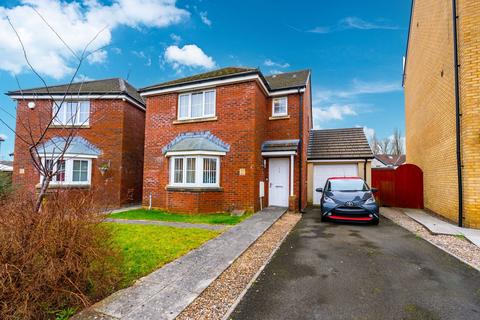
143,81,259,213
12,98,145,207
143,78,312,214
120,102,145,204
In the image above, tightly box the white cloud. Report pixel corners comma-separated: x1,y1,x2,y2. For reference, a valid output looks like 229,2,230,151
87,49,107,64
164,44,215,70
358,125,375,140
313,104,357,128
199,11,211,26
74,74,95,82
308,16,398,34
264,59,290,68
314,79,402,104
339,17,398,30
0,0,189,79
170,33,182,44
111,47,122,54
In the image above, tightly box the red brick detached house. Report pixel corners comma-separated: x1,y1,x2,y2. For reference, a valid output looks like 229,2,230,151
140,67,312,213
7,78,146,207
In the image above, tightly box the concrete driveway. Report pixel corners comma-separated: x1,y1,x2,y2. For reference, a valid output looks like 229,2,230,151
231,208,480,320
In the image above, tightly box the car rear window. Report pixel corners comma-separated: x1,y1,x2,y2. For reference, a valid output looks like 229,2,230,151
327,179,368,191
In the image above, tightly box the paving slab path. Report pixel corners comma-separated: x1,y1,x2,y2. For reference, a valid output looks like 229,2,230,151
231,208,480,320
76,206,287,320
403,209,480,247
104,218,228,231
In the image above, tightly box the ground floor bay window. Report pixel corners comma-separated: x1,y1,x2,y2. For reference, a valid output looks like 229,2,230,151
41,158,92,186
169,155,220,188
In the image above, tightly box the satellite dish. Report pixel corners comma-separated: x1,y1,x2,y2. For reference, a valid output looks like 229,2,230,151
27,101,35,109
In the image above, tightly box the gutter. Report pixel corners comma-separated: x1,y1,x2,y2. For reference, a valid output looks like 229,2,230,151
452,0,463,227
298,88,304,213
402,0,415,87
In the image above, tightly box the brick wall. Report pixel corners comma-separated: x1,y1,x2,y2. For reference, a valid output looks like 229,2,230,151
458,0,480,227
404,0,480,227
12,98,145,208
143,79,311,214
143,81,259,213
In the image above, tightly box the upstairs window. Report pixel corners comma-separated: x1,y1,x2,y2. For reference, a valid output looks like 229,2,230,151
272,97,288,117
53,101,90,126
178,90,216,120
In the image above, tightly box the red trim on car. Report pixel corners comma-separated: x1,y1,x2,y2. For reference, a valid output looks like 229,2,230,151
329,215,373,221
328,176,362,180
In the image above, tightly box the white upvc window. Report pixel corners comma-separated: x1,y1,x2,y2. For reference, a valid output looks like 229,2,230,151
41,158,92,185
53,100,90,126
272,97,288,117
170,155,220,187
178,90,216,120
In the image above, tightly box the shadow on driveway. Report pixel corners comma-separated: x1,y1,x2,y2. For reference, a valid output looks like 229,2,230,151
231,207,480,320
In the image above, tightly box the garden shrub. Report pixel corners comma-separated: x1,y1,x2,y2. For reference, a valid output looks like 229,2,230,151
0,190,122,319
0,171,12,199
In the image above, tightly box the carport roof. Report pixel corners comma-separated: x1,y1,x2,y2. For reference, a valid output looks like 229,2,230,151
307,128,374,160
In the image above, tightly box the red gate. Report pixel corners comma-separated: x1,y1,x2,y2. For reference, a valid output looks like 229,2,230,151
371,164,423,208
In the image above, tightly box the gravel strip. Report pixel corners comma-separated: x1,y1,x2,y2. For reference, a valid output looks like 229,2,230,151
382,207,480,270
177,213,301,320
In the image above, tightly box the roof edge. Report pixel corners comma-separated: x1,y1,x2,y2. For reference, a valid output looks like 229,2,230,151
139,69,261,93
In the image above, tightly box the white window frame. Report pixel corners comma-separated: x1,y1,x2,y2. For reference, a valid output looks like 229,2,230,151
169,155,220,187
177,90,216,120
52,100,90,126
272,96,288,117
40,157,92,186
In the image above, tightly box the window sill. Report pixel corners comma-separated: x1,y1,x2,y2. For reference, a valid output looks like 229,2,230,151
166,185,223,192
173,117,217,125
50,125,90,129
36,183,91,189
269,115,290,120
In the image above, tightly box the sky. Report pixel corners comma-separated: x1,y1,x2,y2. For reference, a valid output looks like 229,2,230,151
0,0,411,160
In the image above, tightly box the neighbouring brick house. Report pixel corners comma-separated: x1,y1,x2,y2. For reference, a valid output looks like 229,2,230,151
139,67,312,213
403,0,479,227
7,78,146,207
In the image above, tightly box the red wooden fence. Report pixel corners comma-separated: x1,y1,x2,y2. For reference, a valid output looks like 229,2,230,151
371,164,423,208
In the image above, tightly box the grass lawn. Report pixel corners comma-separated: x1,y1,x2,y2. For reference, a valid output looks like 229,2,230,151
108,209,252,225
105,223,220,286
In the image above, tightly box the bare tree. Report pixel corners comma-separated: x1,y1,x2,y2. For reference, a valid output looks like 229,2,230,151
0,13,109,213
379,137,391,155
368,132,382,155
390,128,404,155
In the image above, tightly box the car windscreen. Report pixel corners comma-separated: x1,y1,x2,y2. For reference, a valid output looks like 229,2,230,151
326,179,368,191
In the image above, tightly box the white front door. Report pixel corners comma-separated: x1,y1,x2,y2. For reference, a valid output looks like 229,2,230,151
269,158,290,207
313,164,359,205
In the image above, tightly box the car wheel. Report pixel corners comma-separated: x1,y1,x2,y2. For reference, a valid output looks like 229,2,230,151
321,215,328,222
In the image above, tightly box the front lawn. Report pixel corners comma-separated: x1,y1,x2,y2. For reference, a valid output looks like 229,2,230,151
108,209,252,225
105,223,220,286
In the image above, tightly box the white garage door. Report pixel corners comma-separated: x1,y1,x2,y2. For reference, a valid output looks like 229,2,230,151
313,164,359,205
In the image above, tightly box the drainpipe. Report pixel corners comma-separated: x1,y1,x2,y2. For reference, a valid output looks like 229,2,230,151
298,88,304,213
452,0,463,227
364,158,368,183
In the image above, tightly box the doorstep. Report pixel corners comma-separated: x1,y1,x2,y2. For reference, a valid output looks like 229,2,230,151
75,206,287,320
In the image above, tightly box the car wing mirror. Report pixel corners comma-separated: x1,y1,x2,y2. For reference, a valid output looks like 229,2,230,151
371,187,378,193
316,188,323,193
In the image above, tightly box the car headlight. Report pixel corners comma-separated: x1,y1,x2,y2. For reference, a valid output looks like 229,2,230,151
364,196,376,205
324,196,335,204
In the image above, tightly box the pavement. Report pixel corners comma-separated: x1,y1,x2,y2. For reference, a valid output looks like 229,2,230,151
231,207,480,320
76,206,287,320
104,218,228,231
403,209,480,247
